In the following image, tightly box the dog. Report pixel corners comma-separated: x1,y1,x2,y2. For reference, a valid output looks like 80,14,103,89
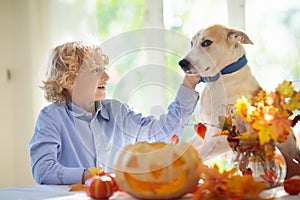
179,24,299,162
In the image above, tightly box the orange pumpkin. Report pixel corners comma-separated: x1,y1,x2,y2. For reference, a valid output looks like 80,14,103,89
85,175,114,199
283,175,300,195
114,142,201,199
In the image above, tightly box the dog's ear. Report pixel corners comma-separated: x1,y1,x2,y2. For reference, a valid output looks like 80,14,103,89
227,29,254,45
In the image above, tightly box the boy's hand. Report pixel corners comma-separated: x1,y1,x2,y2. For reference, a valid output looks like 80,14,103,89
182,74,201,89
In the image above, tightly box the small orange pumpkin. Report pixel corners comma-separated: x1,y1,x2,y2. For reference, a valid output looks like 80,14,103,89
114,142,201,199
85,175,114,199
283,175,300,195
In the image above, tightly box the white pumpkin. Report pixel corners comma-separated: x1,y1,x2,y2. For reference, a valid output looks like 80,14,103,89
114,142,201,199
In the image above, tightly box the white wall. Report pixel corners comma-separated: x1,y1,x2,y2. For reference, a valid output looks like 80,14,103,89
0,0,98,188
0,0,38,188
0,0,15,188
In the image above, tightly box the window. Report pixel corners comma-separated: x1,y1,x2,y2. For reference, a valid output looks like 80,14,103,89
96,0,229,118
96,0,300,143
245,0,300,145
245,0,300,89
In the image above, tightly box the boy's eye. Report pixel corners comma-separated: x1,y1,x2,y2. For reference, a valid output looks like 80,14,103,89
91,67,102,73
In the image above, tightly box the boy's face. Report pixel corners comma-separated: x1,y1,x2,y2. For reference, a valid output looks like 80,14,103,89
69,48,110,103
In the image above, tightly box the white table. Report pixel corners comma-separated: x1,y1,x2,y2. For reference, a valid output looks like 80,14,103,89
0,185,298,200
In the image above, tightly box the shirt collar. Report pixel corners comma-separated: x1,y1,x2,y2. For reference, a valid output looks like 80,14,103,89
67,101,93,121
97,101,110,120
67,101,110,121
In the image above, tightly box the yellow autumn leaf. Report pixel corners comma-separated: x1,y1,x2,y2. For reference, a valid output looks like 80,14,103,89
251,90,267,106
252,120,275,145
284,92,300,111
276,80,294,98
250,108,265,122
214,130,230,136
236,96,251,121
235,131,258,141
88,165,103,176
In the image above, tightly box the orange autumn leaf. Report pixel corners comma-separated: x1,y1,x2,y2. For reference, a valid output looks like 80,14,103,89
198,162,236,182
226,175,266,197
69,184,85,191
270,114,291,143
194,165,266,200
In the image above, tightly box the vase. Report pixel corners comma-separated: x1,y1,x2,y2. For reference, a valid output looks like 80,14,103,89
233,144,287,188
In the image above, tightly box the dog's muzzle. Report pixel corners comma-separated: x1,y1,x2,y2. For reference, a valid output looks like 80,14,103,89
178,59,191,71
179,59,196,74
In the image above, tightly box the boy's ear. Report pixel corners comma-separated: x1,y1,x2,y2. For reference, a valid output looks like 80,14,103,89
64,84,74,93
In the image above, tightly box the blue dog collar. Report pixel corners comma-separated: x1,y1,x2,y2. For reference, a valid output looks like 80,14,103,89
198,73,220,83
198,55,248,83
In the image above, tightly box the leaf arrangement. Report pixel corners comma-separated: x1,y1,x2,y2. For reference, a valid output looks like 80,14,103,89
218,80,300,146
193,163,267,200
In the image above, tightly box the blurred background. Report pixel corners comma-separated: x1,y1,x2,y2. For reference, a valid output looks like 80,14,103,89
1,0,299,188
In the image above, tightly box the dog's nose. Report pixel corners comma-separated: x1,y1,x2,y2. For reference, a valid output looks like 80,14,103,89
178,59,191,71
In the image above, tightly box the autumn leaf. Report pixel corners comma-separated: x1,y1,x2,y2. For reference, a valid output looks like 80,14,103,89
270,114,291,143
236,96,251,121
251,90,268,107
197,163,236,188
218,115,232,131
260,169,278,185
214,130,230,138
235,132,258,141
276,80,294,98
284,92,300,111
88,165,104,176
195,164,235,199
69,184,85,191
252,120,274,145
194,165,266,200
227,175,266,197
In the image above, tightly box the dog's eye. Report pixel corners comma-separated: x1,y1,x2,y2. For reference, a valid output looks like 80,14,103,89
201,40,212,47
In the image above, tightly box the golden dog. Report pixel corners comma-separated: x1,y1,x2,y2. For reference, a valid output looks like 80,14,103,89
179,24,299,162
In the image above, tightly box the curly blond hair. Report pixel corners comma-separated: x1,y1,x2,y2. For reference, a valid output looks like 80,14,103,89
40,41,109,104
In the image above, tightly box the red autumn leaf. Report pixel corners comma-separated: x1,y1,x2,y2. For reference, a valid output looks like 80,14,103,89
170,134,179,144
241,168,253,176
194,123,207,139
260,169,277,185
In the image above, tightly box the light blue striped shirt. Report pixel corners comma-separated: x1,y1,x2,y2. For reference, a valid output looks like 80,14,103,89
29,85,199,184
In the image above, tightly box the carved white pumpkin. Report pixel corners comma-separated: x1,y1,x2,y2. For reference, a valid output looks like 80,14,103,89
114,142,201,199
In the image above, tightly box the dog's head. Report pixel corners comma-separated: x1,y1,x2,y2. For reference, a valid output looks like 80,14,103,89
179,24,253,76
